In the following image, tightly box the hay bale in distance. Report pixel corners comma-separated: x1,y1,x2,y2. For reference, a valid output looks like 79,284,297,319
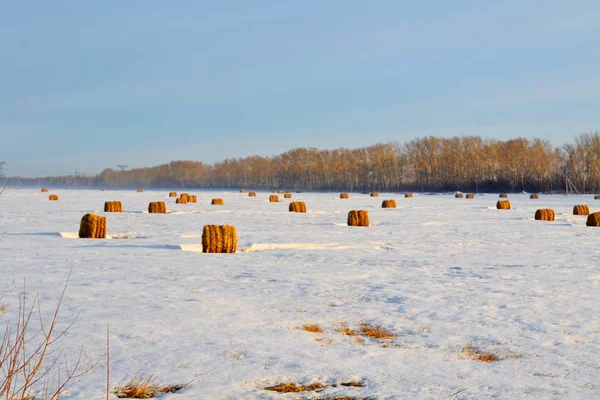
49,195,59,201
535,208,555,221
499,193,508,198
188,195,197,203
176,197,188,204
595,195,600,200
104,201,122,212
79,213,107,239
455,193,464,198
289,201,307,212
347,210,369,227
382,200,396,208
586,212,600,226
211,198,224,205
41,188,49,192
340,193,349,199
240,189,246,193
169,192,177,197
278,190,285,194
202,225,237,253
573,205,590,215
148,201,167,214
248,192,257,197
466,193,475,199
405,193,413,198
370,192,379,197
137,189,143,192
269,195,279,203
179,193,189,201
284,193,292,199
496,200,511,210
530,194,539,199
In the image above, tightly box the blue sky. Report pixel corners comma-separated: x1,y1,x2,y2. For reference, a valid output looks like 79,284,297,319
2,1,600,177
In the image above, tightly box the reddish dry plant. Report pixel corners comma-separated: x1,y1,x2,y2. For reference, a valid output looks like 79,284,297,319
461,343,500,362
358,322,396,340
340,381,366,387
264,382,325,393
302,324,323,333
114,376,187,398
334,322,358,337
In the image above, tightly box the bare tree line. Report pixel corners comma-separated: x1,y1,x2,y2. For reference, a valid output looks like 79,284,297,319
9,133,600,193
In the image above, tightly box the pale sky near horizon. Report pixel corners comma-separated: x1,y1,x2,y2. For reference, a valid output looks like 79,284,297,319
2,1,600,177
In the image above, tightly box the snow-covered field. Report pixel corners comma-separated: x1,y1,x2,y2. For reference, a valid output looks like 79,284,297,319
1,189,599,399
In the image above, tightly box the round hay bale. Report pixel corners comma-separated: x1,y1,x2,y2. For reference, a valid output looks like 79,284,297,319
278,190,285,194
49,195,59,201
179,193,189,201
405,193,413,198
104,201,122,212
340,193,349,199
188,195,197,203
148,201,167,214
534,208,555,221
496,200,511,210
137,189,144,193
41,188,49,192
499,193,508,198
381,200,396,208
284,193,292,199
289,201,307,213
240,189,246,193
370,192,379,197
269,195,279,203
573,205,590,215
347,210,369,227
202,225,237,253
176,197,188,204
466,193,475,199
595,195,600,200
586,212,600,226
79,213,107,239
455,193,464,198
169,192,177,197
249,192,257,197
211,198,224,205
530,194,539,199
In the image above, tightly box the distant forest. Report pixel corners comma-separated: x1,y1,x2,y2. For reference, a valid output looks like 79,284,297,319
8,133,600,193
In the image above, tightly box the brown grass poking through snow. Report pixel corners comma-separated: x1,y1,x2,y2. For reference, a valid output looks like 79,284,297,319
264,382,325,393
148,201,167,213
202,225,237,253
340,193,349,199
334,322,358,336
269,195,279,202
461,343,500,362
496,200,511,210
340,381,366,387
289,201,307,212
359,322,396,340
535,208,555,221
114,376,187,398
347,210,369,227
573,204,590,215
49,194,59,201
586,212,600,226
381,200,396,208
249,192,257,197
211,198,224,205
302,323,323,333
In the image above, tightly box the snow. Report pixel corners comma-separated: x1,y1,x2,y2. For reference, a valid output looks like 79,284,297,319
1,189,599,399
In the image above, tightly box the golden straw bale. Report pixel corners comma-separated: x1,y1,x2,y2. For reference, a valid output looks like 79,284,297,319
49,195,59,201
169,192,177,197
499,193,508,198
188,195,197,203
104,201,122,212
573,205,590,215
278,190,285,194
340,193,349,199
381,200,396,208
347,210,369,227
202,225,237,253
79,213,107,239
269,195,279,203
176,197,188,204
284,193,292,199
530,194,539,199
240,189,246,193
179,193,189,201
370,192,379,197
41,188,49,192
405,193,413,198
466,193,475,199
148,201,167,214
211,198,224,205
535,208,555,221
137,189,143,192
455,193,464,198
249,192,257,197
496,200,511,210
289,201,307,213
586,212,600,226
595,195,600,200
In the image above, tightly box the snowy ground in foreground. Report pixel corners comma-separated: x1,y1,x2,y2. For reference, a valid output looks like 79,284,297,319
1,189,599,399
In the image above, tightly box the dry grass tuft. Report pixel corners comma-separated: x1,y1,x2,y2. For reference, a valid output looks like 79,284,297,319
530,194,539,199
148,201,166,214
49,194,59,201
114,376,187,398
535,208,555,221
381,199,396,208
302,323,323,333
340,192,349,199
289,201,307,212
249,192,257,197
269,195,279,202
211,198,224,205
359,322,396,340
586,212,600,227
340,381,365,387
335,322,358,336
496,200,511,210
573,204,590,215
79,213,107,239
466,193,475,199
202,224,237,253
347,210,369,227
461,343,500,362
264,382,325,393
